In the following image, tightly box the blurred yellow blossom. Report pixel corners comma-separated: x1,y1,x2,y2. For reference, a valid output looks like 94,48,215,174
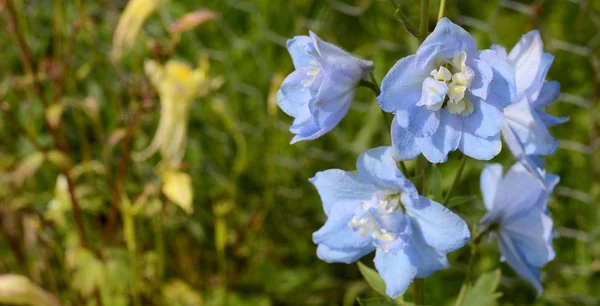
111,0,169,62
133,59,213,164
161,169,193,214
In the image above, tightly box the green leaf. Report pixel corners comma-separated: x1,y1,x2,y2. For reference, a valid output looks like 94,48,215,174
0,274,61,306
357,262,387,298
66,247,106,297
12,151,45,187
45,150,72,170
461,269,502,306
357,262,408,304
161,279,203,306
447,195,478,208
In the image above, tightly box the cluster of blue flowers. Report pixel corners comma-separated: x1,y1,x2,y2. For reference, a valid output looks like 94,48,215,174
277,18,565,298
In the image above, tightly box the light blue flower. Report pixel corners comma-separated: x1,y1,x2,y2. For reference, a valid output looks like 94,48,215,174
277,32,374,143
310,146,470,298
378,18,516,163
492,31,568,178
479,163,558,296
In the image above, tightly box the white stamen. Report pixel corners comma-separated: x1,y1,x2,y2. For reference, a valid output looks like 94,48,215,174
420,50,476,116
431,66,452,82
348,192,403,251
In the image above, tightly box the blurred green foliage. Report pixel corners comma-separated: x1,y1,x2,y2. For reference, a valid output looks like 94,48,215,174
0,0,598,305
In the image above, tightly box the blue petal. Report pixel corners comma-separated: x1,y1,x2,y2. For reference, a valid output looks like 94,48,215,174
459,129,502,160
469,58,492,100
532,81,569,127
493,163,546,220
503,210,555,267
289,126,321,143
356,147,419,200
536,111,569,128
313,201,372,250
408,106,440,138
480,163,503,211
420,109,462,163
391,120,422,161
461,93,505,138
309,31,374,82
409,236,450,278
504,100,557,156
277,69,314,117
378,55,425,114
286,36,315,69
316,244,374,264
478,49,517,108
371,210,409,234
543,174,560,197
278,70,331,143
497,232,544,296
417,18,477,65
309,75,355,129
501,124,545,182
309,169,378,216
407,196,470,253
374,248,417,298
490,45,508,59
508,30,553,102
532,81,559,109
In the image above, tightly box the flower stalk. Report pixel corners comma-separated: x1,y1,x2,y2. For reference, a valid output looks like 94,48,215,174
419,0,430,43
438,0,447,20
413,278,425,305
443,155,468,206
454,227,492,306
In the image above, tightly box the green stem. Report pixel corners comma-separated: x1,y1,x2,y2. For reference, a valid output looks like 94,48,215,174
443,155,468,206
153,216,165,284
398,161,409,176
420,157,429,196
419,0,430,43
359,78,381,96
454,228,492,306
390,0,420,38
213,201,231,306
438,0,447,20
455,243,476,306
413,278,425,305
121,200,141,306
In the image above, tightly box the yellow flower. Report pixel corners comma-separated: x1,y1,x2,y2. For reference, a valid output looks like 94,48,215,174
133,59,210,164
111,0,169,62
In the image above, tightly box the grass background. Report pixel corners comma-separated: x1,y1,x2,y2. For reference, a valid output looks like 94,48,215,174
0,0,598,305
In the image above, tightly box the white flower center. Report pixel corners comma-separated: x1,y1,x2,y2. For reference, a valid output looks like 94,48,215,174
422,51,475,116
348,191,407,252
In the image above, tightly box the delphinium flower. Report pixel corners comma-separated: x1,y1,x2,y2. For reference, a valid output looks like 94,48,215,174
492,31,568,178
378,18,516,163
311,146,470,297
479,163,558,295
277,32,374,143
